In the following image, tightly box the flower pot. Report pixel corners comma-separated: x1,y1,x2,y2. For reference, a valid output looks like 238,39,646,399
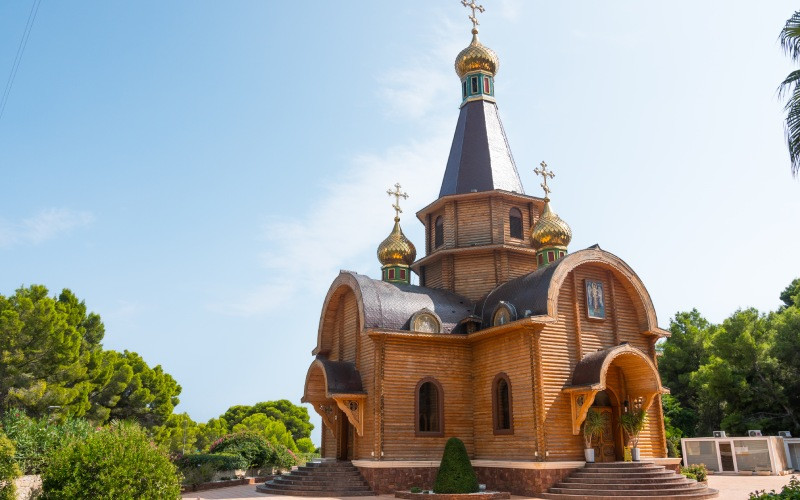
584,448,595,463
631,447,641,461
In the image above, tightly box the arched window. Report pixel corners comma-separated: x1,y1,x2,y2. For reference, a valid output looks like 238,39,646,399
434,216,444,248
416,378,443,436
509,208,523,239
492,373,513,434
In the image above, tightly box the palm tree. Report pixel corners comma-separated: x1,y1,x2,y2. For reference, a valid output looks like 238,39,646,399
779,11,800,177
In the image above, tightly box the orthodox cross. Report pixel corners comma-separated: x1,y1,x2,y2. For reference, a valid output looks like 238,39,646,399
387,183,409,219
461,0,485,30
534,161,555,199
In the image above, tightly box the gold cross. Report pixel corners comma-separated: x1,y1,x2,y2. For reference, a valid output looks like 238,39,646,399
461,0,485,30
386,182,409,220
534,161,555,199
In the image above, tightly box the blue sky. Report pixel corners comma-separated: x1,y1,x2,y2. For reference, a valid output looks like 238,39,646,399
1,1,798,444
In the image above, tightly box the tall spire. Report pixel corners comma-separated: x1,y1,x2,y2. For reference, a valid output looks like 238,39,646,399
439,1,523,197
377,183,416,284
530,162,572,267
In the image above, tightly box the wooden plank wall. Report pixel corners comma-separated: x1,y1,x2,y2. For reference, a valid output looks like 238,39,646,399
456,199,492,247
471,332,537,459
454,252,498,302
540,273,585,460
381,337,474,459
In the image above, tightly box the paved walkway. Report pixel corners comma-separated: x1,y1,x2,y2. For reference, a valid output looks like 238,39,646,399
182,474,798,500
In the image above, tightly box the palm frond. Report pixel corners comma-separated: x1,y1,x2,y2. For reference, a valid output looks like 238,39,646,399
779,69,800,100
780,11,800,62
784,94,800,177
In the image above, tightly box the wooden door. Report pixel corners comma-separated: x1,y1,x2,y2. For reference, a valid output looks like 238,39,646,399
593,407,616,462
337,412,349,460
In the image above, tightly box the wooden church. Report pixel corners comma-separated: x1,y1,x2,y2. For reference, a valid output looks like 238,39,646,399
300,5,681,496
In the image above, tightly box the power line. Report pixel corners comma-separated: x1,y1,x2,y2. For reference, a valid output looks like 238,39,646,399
0,0,43,122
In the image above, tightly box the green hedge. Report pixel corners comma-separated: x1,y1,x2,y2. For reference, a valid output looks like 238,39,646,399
177,453,248,471
0,431,20,500
209,432,275,469
41,421,180,500
433,437,478,494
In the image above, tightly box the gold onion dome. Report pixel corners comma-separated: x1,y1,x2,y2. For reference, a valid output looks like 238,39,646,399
378,218,417,267
455,29,499,79
531,200,572,250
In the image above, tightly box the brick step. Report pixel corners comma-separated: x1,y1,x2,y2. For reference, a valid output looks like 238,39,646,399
291,469,365,477
539,489,720,500
272,477,370,487
579,465,666,473
571,471,677,479
554,481,697,491
548,486,713,496
583,461,657,468
564,476,692,485
256,485,374,497
296,464,362,472
264,481,372,492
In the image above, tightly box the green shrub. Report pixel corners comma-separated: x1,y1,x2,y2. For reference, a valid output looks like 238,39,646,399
296,437,316,453
209,432,275,469
433,437,478,494
274,444,298,470
410,486,422,493
181,463,216,488
0,430,20,500
1,409,92,474
41,421,180,500
681,464,708,482
176,452,248,472
749,476,800,499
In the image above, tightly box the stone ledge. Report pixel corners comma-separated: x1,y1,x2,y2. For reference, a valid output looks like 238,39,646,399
396,492,510,500
353,460,584,470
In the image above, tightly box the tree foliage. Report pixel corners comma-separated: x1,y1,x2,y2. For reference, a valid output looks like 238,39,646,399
0,286,180,430
659,278,800,437
780,11,800,177
433,437,478,494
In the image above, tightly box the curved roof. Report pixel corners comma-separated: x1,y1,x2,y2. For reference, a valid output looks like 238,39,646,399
568,343,664,395
475,245,660,332
316,271,474,348
313,358,365,394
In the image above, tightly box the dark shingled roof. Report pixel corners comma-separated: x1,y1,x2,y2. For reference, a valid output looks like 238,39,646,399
347,272,474,333
474,256,566,325
315,358,365,394
570,345,618,387
439,100,523,197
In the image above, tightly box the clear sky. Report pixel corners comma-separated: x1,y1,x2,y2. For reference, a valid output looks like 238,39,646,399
1,1,798,445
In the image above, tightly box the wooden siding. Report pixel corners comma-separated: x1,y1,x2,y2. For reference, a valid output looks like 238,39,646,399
471,332,537,459
456,199,492,247
453,252,498,302
381,337,474,459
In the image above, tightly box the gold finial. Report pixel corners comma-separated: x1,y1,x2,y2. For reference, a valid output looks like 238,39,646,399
534,161,555,200
386,182,409,221
461,0,485,32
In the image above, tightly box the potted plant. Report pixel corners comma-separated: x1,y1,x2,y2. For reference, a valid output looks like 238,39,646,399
620,408,648,461
582,409,608,463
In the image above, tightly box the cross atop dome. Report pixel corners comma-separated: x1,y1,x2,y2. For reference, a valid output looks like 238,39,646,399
534,161,555,200
461,0,485,32
387,183,409,221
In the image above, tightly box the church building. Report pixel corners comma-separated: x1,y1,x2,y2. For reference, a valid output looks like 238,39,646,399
300,5,681,496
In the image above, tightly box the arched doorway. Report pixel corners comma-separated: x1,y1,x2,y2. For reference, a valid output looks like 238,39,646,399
566,344,668,460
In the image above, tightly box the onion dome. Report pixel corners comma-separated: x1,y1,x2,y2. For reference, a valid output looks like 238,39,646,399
378,217,417,267
531,200,572,250
455,29,499,79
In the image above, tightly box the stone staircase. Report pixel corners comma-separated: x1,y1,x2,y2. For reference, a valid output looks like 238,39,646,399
256,459,373,497
540,461,719,500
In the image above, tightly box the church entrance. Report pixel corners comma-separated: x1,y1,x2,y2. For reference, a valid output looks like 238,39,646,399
336,412,354,461
591,392,617,462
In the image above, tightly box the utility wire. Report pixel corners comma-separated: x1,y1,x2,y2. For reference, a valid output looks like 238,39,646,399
0,0,43,122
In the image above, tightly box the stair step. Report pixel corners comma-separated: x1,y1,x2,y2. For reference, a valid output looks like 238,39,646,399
272,477,370,487
554,481,696,490
256,485,374,497
564,476,692,485
571,471,677,479
265,481,371,492
549,486,712,496
539,489,720,500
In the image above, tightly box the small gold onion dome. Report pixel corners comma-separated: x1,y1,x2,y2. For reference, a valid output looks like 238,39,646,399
377,217,417,267
455,29,499,79
531,200,572,250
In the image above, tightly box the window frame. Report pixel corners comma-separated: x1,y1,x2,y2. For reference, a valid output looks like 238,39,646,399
434,215,444,248
509,207,523,239
492,372,514,435
415,377,444,437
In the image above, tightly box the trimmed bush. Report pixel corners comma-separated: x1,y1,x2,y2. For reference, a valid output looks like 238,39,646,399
433,437,478,494
0,430,20,500
681,464,708,482
41,421,180,500
1,409,92,474
176,452,248,472
209,432,276,469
